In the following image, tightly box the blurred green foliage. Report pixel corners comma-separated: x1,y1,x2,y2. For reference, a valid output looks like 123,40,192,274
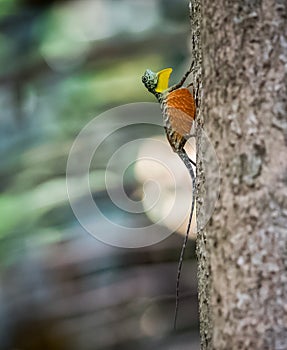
0,2,199,349
0,0,190,256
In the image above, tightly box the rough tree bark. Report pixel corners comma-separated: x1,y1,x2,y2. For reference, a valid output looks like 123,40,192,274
192,0,287,349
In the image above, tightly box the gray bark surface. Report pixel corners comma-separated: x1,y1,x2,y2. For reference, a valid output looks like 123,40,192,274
193,0,287,348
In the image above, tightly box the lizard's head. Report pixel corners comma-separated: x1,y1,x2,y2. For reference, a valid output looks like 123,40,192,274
142,68,173,97
142,69,158,95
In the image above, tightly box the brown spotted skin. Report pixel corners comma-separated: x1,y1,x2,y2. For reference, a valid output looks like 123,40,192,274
161,88,196,152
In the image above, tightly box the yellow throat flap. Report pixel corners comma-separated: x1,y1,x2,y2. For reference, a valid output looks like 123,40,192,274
155,68,173,93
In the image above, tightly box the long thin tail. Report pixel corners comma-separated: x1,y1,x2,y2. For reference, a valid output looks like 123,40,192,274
173,148,196,330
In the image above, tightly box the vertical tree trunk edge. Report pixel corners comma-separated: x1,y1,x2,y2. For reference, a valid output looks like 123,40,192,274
193,0,287,349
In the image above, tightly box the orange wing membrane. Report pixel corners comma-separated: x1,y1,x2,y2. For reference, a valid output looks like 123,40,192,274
163,87,196,152
165,87,196,136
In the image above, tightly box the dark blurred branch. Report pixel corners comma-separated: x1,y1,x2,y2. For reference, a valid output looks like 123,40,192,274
0,31,187,85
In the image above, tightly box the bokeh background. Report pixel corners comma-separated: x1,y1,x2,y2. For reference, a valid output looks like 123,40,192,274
0,0,199,349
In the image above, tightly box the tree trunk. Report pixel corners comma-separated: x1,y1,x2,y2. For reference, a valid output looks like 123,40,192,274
193,0,287,348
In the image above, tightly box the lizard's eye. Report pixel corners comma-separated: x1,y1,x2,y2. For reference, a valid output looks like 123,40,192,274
142,75,148,84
